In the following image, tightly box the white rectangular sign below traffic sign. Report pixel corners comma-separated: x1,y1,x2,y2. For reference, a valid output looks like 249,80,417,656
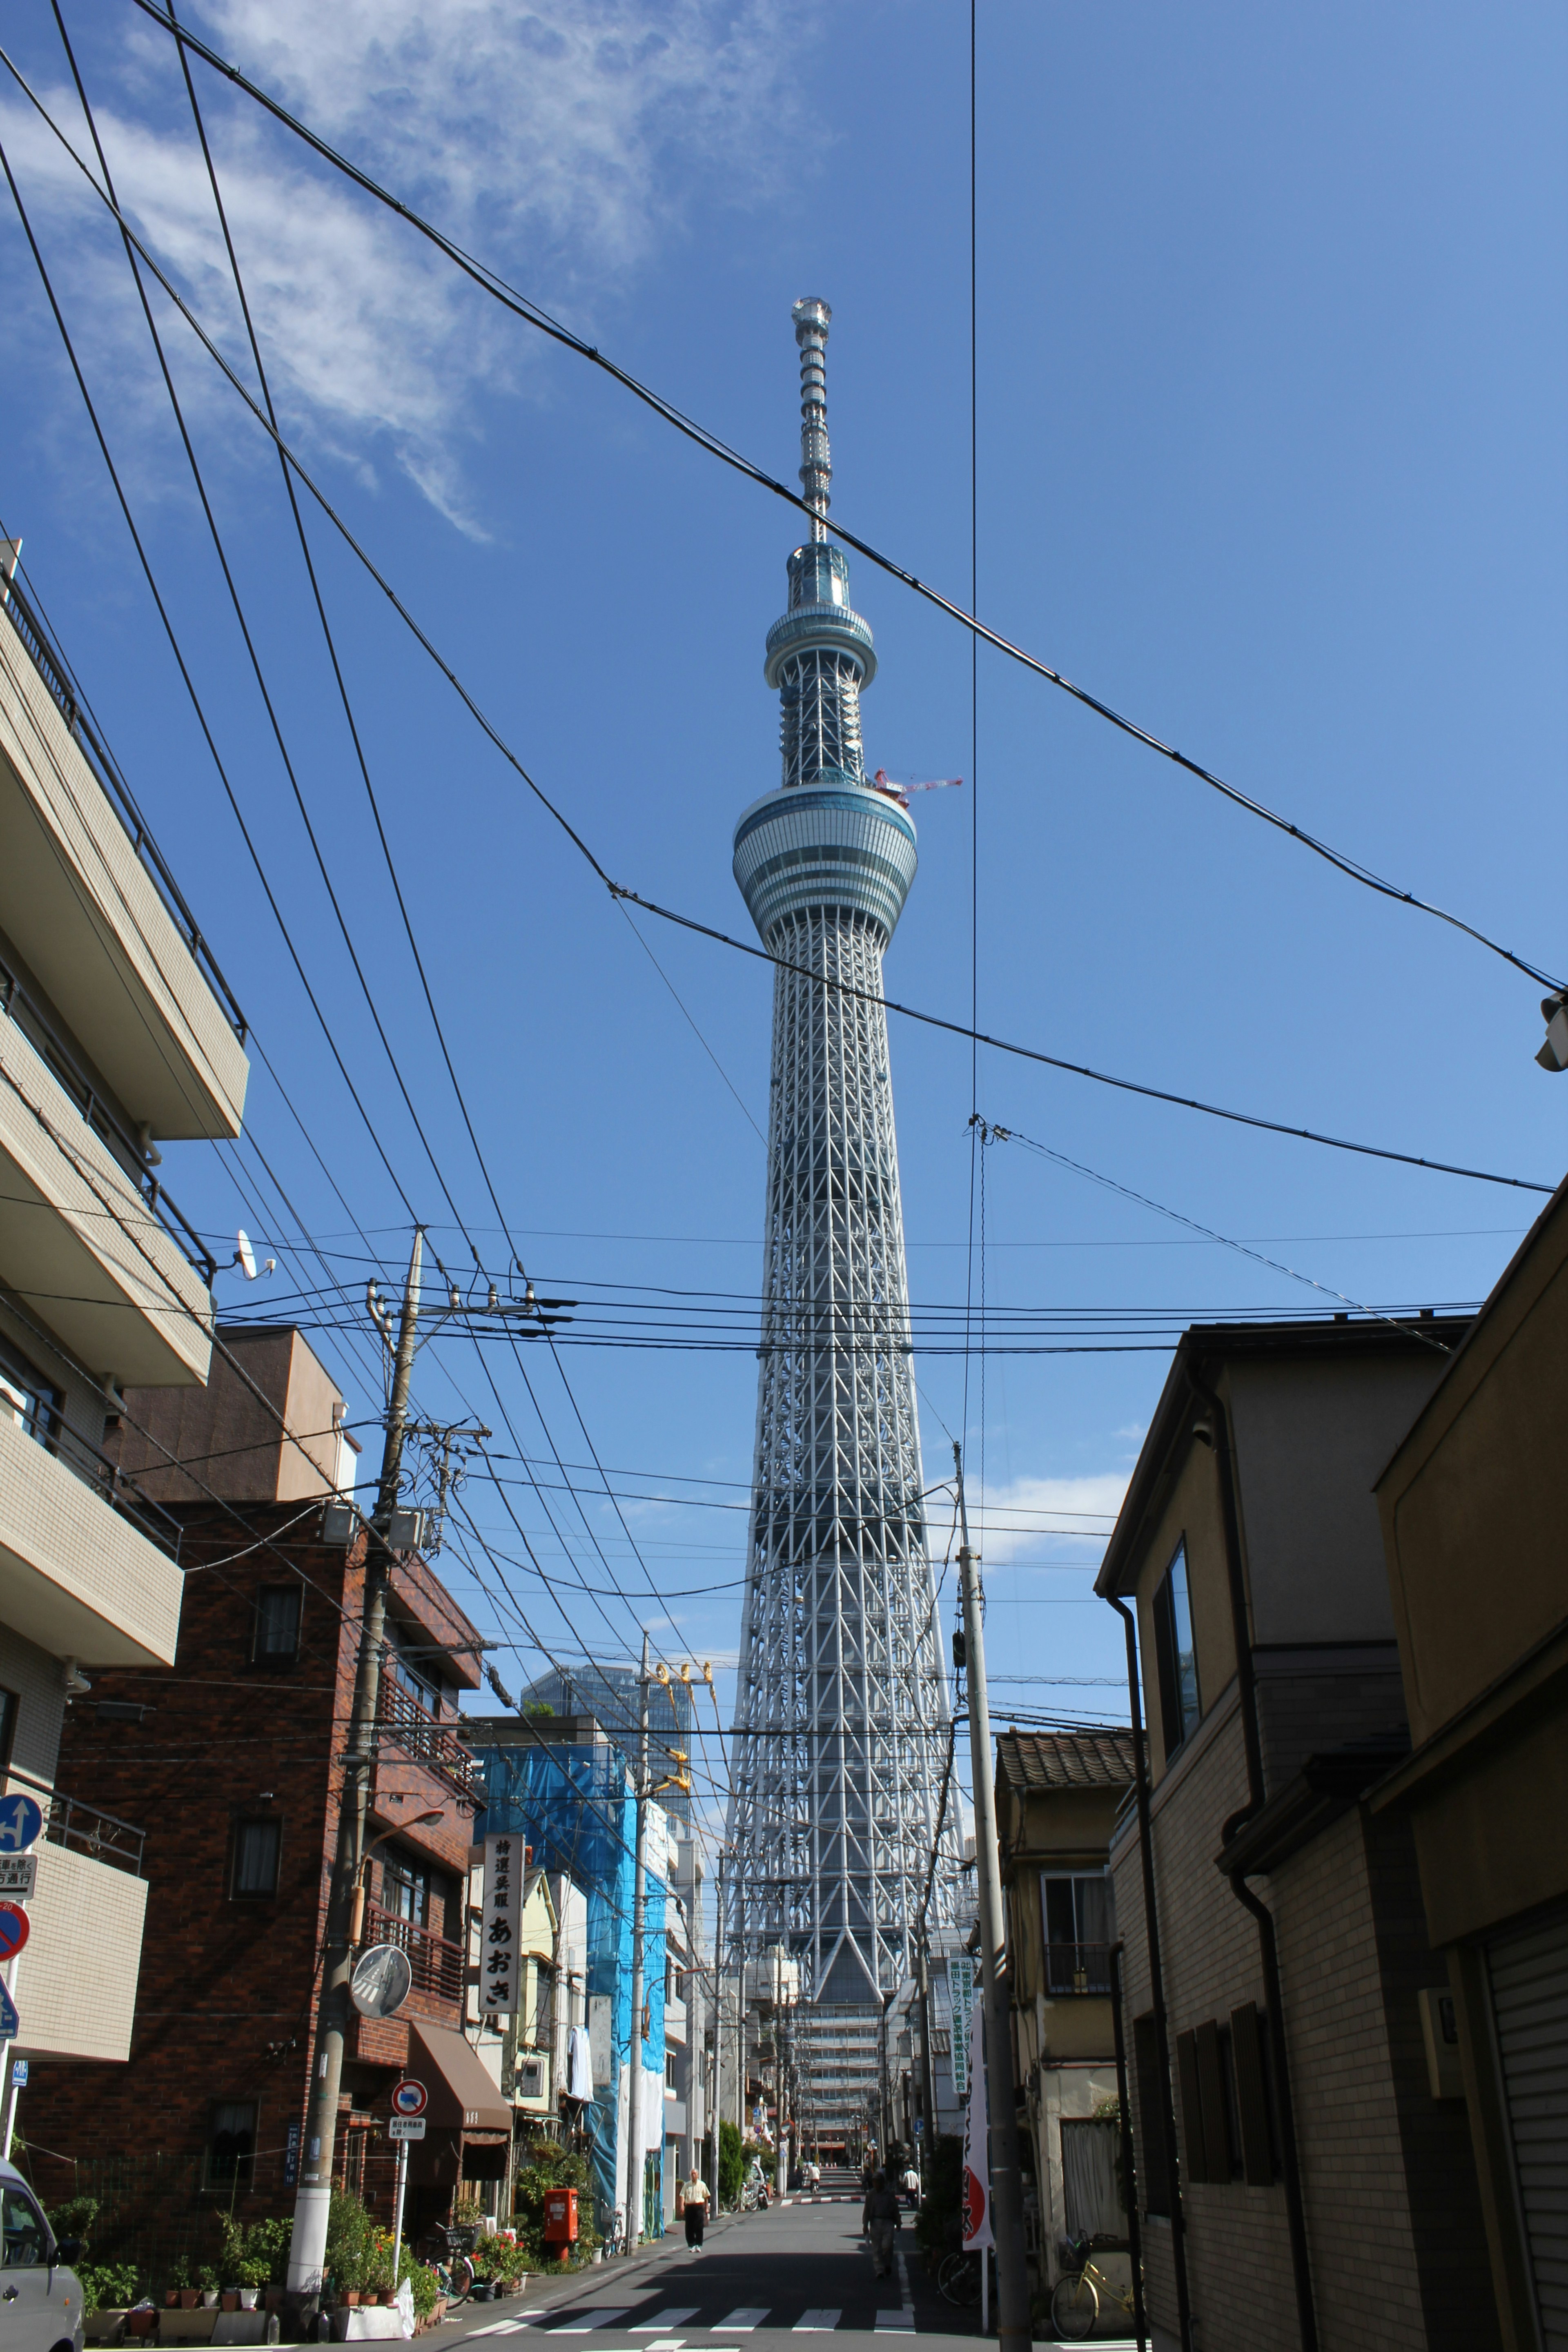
388,2117,426,2141
0,1856,37,1897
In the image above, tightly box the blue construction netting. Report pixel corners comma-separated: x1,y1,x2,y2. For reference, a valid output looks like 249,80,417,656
473,1737,666,2232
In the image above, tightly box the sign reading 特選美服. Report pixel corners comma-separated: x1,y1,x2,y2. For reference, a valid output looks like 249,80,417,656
481,1833,518,2017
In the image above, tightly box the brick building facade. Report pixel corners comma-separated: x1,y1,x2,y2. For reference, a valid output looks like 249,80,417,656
1097,1317,1499,2352
16,1329,501,2268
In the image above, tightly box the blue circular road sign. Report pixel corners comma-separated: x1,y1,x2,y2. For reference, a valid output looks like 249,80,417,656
0,1795,43,1855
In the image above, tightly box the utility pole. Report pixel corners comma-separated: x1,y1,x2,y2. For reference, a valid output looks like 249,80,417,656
956,1440,1031,2352
625,1634,651,2251
287,1229,423,2308
710,1848,725,2208
773,1949,787,2202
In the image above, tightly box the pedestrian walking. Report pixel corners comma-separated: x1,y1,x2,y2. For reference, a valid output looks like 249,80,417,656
680,2163,710,2251
862,2169,902,2278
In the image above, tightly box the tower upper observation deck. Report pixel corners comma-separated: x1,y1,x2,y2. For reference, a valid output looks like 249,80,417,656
733,298,917,950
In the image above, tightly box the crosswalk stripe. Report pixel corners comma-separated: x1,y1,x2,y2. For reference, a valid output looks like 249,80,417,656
792,2313,841,2332
717,2313,768,2333
550,2313,635,2334
631,2316,700,2333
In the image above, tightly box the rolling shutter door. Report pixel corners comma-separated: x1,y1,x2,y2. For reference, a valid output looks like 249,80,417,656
1488,1905,1568,2349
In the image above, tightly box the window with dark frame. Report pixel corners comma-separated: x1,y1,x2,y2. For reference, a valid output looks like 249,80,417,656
253,1585,302,1665
232,1817,281,1898
1041,1873,1114,1994
1131,2011,1172,2217
380,1849,431,1928
0,1332,60,1451
1152,1539,1201,1760
206,2101,256,2189
0,1686,17,1776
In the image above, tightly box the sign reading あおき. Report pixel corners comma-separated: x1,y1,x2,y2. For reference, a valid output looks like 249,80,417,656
481,1833,518,2016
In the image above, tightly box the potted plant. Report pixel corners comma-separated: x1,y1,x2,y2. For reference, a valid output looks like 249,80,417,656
198,2267,219,2311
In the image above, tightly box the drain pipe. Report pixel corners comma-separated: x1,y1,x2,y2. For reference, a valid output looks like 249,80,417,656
1187,1365,1319,2352
1108,1941,1148,2352
1107,1595,1192,2352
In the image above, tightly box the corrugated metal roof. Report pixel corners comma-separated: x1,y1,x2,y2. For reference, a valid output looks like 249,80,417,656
996,1726,1134,1792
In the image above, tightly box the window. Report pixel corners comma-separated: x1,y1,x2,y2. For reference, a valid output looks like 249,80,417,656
666,2054,677,2089
0,1686,16,1775
253,1585,302,1665
1131,2013,1172,2218
232,1817,281,1897
381,1850,430,1927
1152,1539,1201,1758
206,2102,256,2190
0,1333,59,1450
1041,1874,1113,1993
391,1646,442,1716
1,2183,48,2267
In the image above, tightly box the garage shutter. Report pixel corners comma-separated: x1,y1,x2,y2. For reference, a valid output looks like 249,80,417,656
1488,1905,1568,2349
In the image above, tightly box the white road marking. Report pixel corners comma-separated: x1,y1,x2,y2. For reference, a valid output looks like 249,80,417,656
632,2316,700,2334
792,2313,841,2332
551,2314,636,2335
716,2314,768,2334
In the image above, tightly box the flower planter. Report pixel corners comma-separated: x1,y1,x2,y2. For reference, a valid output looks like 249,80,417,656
342,2292,361,2308
200,2294,219,2311
221,2294,239,2314
238,2292,259,2312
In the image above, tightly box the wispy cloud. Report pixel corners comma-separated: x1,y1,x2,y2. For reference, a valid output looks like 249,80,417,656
3,0,808,526
971,1471,1129,1567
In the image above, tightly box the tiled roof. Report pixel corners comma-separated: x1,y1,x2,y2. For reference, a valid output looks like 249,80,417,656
996,1727,1134,1793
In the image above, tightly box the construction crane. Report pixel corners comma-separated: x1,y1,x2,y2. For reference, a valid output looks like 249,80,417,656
870,768,963,810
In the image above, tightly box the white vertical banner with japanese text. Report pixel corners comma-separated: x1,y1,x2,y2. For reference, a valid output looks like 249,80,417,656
961,1993,993,2251
949,1955,976,2099
481,1832,518,2018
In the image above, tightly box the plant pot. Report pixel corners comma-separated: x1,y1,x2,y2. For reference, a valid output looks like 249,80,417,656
165,2295,179,2310
238,2292,259,2311
342,2292,360,2309
200,2293,218,2310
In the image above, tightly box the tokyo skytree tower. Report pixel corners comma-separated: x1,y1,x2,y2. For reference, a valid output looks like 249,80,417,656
727,299,957,2009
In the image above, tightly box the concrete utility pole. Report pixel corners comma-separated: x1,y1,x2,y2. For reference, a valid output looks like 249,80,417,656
287,1228,423,2307
956,1441,1031,2352
625,1634,652,2250
710,1848,725,2207
773,1950,788,2202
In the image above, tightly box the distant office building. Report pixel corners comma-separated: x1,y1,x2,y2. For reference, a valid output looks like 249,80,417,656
518,1662,694,1827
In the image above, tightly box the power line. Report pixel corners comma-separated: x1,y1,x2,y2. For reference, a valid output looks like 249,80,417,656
1,65,1551,1203
117,0,1567,997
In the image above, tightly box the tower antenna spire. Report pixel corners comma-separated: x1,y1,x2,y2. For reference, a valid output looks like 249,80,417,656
792,296,832,542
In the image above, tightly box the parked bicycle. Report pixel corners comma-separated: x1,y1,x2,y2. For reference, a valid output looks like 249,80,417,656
1050,2236,1138,2339
419,2221,479,2305
936,2251,981,2308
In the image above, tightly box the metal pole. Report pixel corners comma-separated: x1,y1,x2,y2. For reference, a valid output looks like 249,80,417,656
288,1228,423,2306
710,1850,724,2209
0,1949,22,2160
391,2137,409,2288
774,1950,786,2201
625,1635,650,2251
956,1442,1031,2352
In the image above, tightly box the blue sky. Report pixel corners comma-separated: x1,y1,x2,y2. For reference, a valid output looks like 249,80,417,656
1,0,1564,1837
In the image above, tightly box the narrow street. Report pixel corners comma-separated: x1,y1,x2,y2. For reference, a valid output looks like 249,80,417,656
420,2191,1135,2352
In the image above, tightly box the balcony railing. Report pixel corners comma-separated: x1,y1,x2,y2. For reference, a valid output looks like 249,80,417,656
4,1383,184,1562
377,1669,476,1803
0,566,247,1041
0,941,218,1288
1044,1942,1113,1998
40,1786,147,1877
364,1900,465,2004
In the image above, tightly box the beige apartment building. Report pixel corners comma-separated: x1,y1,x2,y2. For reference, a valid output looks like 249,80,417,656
1098,1315,1498,2352
1374,1177,1568,2352
0,549,248,2105
994,1727,1134,2294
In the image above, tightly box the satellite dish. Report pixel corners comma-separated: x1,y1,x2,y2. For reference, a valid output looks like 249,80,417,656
236,1231,257,1280
351,1943,412,2019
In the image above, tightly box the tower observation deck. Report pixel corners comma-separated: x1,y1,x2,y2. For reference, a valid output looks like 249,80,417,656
727,300,958,2034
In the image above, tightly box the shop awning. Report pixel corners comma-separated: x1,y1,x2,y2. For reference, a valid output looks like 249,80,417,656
410,2020,511,2134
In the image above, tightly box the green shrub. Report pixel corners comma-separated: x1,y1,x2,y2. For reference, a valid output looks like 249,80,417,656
510,2141,597,2270
717,2121,744,2212
79,2263,140,2316
399,2250,438,2319
324,2189,375,2294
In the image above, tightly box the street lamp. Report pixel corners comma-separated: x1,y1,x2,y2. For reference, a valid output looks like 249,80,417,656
348,1811,444,1948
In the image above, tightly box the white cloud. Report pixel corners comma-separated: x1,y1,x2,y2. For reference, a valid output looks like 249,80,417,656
970,1471,1129,1567
5,0,808,526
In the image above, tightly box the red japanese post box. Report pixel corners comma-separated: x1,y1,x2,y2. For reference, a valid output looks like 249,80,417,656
543,2187,579,2245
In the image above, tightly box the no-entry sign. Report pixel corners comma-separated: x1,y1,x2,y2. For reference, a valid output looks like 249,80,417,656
0,1902,28,1962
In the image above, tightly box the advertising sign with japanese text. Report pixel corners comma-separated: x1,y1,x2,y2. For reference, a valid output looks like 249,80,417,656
481,1832,519,2017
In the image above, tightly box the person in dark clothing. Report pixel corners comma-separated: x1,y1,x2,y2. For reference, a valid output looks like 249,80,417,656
862,2170,902,2278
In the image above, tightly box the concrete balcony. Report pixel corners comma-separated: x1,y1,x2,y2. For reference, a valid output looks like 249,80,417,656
0,1401,184,1666
9,1805,149,2064
665,1995,688,2045
0,574,248,1141
0,1009,212,1388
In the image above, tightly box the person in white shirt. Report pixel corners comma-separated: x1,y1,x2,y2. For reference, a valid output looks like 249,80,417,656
681,2165,710,2250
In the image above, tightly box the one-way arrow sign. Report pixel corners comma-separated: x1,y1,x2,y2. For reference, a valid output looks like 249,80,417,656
0,1980,19,2040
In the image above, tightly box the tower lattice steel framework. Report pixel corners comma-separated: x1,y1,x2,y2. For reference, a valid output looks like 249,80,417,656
727,298,958,2012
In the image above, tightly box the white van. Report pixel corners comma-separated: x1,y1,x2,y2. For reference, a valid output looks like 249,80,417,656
0,2160,85,2352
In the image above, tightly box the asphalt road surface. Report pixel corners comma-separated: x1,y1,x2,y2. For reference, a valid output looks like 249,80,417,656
423,2190,1142,2350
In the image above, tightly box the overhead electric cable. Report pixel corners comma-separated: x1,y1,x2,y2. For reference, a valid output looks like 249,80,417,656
116,0,1567,996
2,67,1548,1200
